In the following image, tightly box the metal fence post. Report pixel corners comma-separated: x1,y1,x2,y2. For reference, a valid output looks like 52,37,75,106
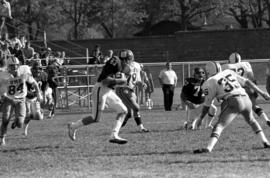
86,48,89,64
64,67,69,109
87,66,91,111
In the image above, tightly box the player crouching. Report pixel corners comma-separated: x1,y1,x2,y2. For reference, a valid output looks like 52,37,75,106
181,67,217,130
194,61,270,154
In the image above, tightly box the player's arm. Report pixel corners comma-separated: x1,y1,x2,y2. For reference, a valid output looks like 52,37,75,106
27,75,43,101
102,73,127,86
196,86,215,127
235,74,270,100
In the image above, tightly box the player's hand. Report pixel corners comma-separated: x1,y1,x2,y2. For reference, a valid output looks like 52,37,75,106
196,118,203,129
142,83,147,89
185,101,199,109
37,94,43,102
261,92,270,100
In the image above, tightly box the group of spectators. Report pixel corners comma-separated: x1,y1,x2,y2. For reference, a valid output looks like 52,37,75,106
0,32,65,68
88,45,114,64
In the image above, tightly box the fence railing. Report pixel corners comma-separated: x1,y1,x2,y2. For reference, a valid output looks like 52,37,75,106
54,59,270,110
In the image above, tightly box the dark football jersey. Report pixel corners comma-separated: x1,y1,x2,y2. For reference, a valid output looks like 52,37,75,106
181,77,205,104
26,71,48,99
97,56,122,83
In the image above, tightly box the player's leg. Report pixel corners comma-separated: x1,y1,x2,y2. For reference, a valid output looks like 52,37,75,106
0,99,13,146
67,84,102,141
129,91,149,132
242,96,270,147
24,99,44,136
206,104,218,128
248,90,270,126
185,105,202,130
106,90,128,144
117,87,148,132
194,97,238,153
115,87,132,127
23,99,32,136
11,98,26,130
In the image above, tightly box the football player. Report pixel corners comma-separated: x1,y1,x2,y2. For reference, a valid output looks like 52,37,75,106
23,61,50,136
181,67,217,130
0,57,42,145
194,61,270,154
68,56,129,144
115,49,149,132
222,52,270,127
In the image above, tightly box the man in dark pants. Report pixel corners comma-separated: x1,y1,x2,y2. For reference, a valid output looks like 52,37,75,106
158,62,178,111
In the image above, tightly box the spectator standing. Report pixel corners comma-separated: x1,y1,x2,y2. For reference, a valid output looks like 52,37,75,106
102,49,113,64
40,47,53,66
138,64,148,105
144,66,154,109
10,43,25,65
0,0,12,34
158,62,178,111
20,35,26,48
31,52,42,66
54,51,64,66
23,41,35,64
88,45,102,64
9,33,22,49
0,32,11,46
1,42,10,56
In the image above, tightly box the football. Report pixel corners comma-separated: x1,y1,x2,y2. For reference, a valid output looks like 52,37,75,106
114,72,127,86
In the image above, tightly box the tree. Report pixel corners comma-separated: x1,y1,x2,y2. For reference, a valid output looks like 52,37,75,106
11,0,59,40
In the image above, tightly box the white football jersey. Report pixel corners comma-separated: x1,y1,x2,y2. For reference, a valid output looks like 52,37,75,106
222,62,254,81
2,65,36,99
202,69,247,106
122,61,142,90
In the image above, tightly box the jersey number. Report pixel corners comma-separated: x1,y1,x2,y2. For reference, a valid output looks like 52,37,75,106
217,74,239,92
127,73,137,85
193,86,201,97
8,83,24,95
230,67,244,76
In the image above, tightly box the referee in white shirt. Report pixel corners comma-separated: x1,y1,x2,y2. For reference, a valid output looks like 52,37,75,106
158,62,178,111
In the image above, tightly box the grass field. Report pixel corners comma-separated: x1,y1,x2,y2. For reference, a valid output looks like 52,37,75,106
1,104,270,178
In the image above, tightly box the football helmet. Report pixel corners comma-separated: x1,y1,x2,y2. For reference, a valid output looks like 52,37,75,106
228,52,241,63
6,57,20,74
205,61,222,77
119,49,134,62
193,67,205,81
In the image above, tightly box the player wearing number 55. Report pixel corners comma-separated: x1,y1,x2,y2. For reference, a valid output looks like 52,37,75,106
194,61,270,154
0,57,42,146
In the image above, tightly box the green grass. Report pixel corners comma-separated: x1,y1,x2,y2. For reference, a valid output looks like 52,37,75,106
1,107,270,177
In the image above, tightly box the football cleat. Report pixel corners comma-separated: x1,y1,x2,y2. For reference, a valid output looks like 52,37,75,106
47,111,54,119
184,121,188,130
23,123,29,137
263,142,270,148
0,137,6,146
141,128,150,133
67,123,77,141
109,135,127,144
266,121,270,127
193,148,210,154
11,121,18,129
